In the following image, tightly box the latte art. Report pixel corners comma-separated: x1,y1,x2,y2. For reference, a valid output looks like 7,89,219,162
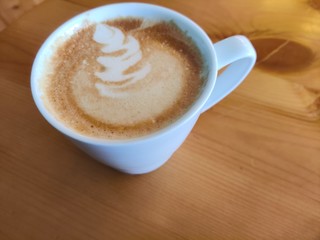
42,18,205,139
93,24,151,97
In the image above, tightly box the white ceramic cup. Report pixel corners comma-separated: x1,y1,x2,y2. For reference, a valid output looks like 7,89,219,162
31,3,256,174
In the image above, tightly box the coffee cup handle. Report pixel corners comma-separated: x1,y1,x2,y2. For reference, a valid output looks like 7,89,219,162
201,35,256,113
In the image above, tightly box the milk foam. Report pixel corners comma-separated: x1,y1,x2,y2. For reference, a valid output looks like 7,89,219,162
44,19,204,139
72,47,184,125
93,23,151,97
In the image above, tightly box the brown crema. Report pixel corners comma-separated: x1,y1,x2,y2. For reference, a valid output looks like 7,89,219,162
43,18,205,139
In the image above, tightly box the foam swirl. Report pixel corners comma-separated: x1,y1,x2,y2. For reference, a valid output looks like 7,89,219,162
93,23,151,97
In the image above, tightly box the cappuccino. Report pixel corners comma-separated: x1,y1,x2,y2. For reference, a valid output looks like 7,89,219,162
42,18,205,139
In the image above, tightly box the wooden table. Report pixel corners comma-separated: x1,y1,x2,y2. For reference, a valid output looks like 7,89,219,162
1,0,320,239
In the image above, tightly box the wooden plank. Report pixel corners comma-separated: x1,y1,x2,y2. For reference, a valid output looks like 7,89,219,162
0,0,46,32
0,0,319,239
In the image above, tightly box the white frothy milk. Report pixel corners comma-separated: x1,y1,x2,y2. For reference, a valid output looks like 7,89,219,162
93,24,151,97
44,19,204,139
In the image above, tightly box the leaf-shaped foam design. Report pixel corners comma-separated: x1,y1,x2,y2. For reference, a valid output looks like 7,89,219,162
92,23,151,97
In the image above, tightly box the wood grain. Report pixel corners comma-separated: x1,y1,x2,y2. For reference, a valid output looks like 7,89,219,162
0,0,45,32
0,0,320,239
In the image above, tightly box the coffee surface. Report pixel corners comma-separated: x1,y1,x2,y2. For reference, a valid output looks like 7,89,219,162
43,18,205,139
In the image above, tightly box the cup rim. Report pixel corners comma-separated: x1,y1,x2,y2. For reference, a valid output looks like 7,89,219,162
30,2,217,146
